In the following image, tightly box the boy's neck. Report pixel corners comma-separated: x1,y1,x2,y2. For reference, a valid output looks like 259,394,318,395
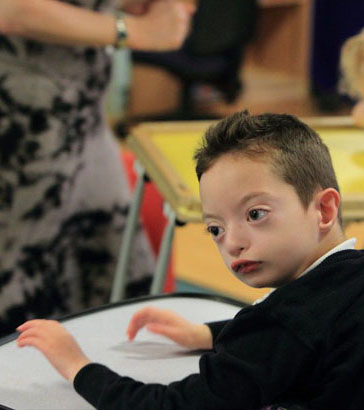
309,224,349,269
299,236,356,281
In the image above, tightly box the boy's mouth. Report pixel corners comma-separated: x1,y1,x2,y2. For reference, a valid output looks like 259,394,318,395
231,260,262,274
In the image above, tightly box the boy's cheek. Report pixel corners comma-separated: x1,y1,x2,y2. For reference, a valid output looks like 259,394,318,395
219,251,233,272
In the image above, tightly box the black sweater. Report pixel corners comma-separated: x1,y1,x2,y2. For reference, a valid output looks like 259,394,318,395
74,250,364,410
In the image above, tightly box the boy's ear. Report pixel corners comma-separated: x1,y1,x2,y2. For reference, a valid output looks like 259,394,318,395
315,188,341,231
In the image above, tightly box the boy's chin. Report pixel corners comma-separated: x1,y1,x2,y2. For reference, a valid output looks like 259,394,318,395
232,272,272,289
233,270,290,289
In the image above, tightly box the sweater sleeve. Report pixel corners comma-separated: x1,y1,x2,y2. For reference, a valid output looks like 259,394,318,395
74,308,316,410
206,320,230,345
74,363,205,410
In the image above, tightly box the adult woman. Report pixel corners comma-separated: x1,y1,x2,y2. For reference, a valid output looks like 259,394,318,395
0,0,194,336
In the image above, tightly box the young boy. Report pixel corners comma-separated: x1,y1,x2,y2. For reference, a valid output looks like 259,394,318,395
17,112,364,410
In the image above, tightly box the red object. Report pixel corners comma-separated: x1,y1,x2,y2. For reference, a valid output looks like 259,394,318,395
121,150,176,292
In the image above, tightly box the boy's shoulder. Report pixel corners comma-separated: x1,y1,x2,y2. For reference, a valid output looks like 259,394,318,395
273,248,364,307
273,248,364,301
256,249,364,348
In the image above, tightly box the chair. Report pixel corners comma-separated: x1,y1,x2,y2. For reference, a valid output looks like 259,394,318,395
121,150,176,293
126,0,258,122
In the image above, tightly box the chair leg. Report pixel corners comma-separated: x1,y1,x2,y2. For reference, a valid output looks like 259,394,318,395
150,203,177,295
110,162,146,302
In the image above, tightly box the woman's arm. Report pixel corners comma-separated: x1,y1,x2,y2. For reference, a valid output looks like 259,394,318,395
0,0,194,50
0,0,118,46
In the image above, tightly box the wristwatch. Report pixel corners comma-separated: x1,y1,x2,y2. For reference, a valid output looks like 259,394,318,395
114,11,128,49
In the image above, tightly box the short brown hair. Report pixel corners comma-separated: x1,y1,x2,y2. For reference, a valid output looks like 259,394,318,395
194,111,342,224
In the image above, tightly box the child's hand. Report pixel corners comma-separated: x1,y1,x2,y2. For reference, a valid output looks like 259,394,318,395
126,306,213,350
17,320,91,382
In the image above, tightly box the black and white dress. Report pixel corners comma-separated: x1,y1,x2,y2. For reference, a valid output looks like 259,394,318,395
0,0,155,337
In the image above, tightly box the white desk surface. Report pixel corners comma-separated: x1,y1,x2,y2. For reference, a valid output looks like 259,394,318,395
0,294,243,410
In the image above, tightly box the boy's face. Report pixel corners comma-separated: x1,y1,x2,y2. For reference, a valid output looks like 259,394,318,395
199,153,323,288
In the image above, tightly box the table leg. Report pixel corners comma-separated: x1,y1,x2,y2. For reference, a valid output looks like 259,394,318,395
110,161,146,302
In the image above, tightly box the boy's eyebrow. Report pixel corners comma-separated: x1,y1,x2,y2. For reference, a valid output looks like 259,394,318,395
202,191,271,221
202,212,221,221
238,191,271,206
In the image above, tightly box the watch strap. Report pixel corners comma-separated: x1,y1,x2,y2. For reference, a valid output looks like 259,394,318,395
114,11,128,49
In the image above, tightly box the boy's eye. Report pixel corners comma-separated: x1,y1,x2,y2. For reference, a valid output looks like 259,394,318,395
207,225,222,237
248,209,268,221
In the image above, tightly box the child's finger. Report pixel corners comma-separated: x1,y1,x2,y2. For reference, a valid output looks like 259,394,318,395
17,330,51,355
127,306,168,339
17,326,47,345
17,335,42,348
17,319,50,332
146,323,188,347
127,311,152,340
146,323,176,338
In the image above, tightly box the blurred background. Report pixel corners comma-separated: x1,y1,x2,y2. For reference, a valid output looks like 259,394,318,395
108,0,364,123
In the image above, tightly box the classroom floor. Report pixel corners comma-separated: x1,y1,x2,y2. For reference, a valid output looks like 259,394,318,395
173,66,356,304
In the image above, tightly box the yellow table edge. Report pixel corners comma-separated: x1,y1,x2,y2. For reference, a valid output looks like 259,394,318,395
127,117,364,224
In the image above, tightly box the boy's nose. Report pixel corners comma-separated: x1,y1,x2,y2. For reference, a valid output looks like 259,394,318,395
224,227,248,257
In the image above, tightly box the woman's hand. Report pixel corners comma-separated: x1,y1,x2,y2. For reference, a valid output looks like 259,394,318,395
17,320,91,382
127,306,213,350
121,0,194,17
121,0,153,16
0,0,23,34
125,0,195,51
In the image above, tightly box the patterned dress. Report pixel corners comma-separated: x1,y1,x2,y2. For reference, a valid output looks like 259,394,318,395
0,0,155,337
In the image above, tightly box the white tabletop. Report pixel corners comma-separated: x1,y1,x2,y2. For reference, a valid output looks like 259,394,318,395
0,294,243,410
